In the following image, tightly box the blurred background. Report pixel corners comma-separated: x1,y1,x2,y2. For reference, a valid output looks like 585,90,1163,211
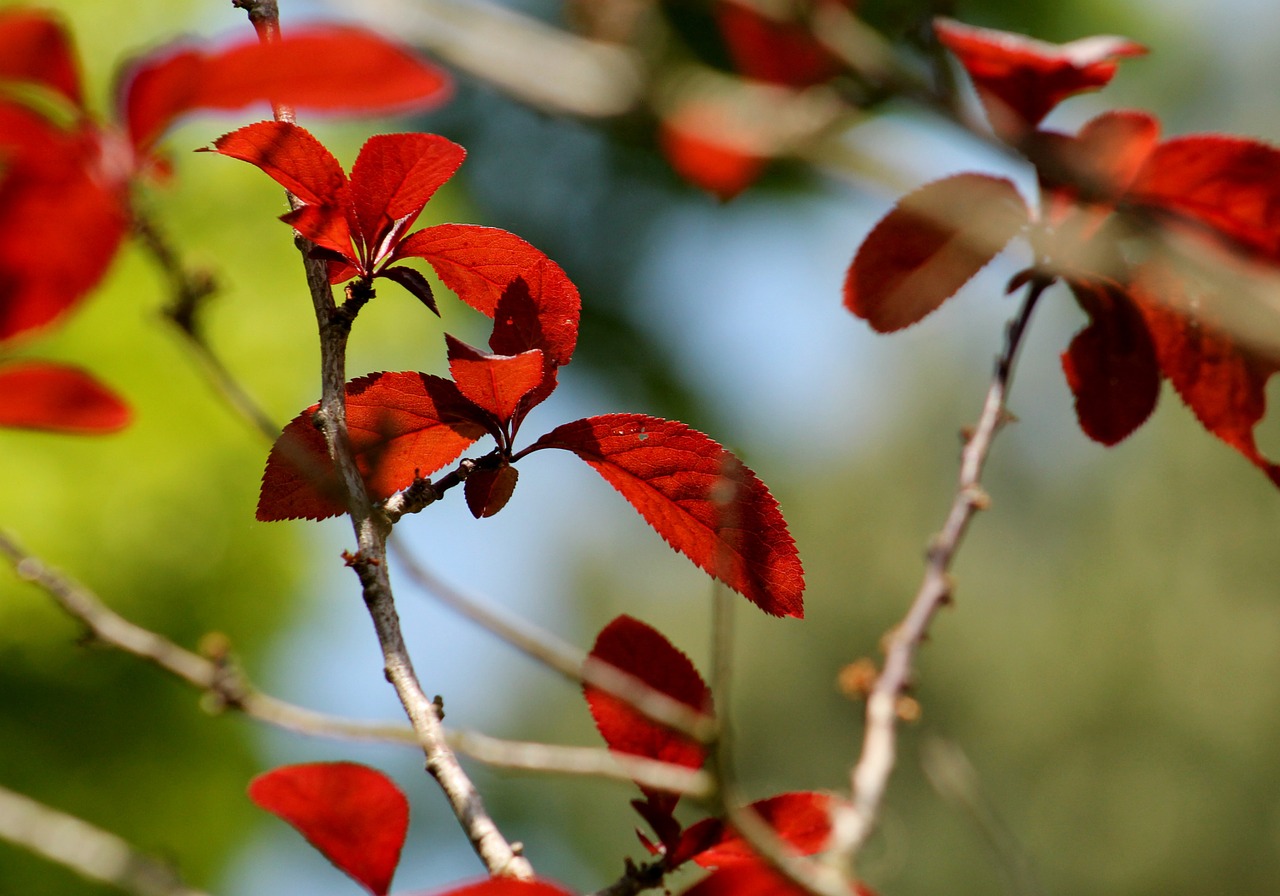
2,0,1279,895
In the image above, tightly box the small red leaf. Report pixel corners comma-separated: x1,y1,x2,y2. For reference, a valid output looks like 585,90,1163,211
435,879,577,896
844,173,1029,333
585,615,712,813
446,334,545,425
659,108,767,201
683,860,877,896
464,463,518,518
123,26,450,152
248,762,407,896
0,8,83,108
394,225,581,366
380,265,439,314
934,18,1145,140
258,372,488,521
349,133,466,262
532,415,804,617
1061,280,1160,446
0,361,130,433
208,121,348,210
692,792,839,868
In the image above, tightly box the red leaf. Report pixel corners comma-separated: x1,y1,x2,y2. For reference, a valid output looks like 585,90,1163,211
380,265,439,314
394,224,582,366
248,762,407,896
0,8,83,108
692,793,838,868
258,372,488,521
585,615,712,812
446,334,545,425
531,415,804,617
208,121,347,210
659,109,767,201
349,133,466,265
435,879,577,896
0,361,130,433
844,174,1029,333
1061,280,1160,446
464,463,519,519
714,0,844,88
934,18,1145,140
123,26,450,152
683,860,877,896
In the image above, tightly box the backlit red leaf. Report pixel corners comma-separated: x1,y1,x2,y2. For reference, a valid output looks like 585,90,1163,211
446,334,545,425
934,18,1144,140
585,615,712,812
393,225,582,366
0,8,83,108
435,879,577,896
1061,280,1161,446
248,762,407,896
714,0,844,88
349,133,466,261
683,860,877,896
124,26,450,151
692,792,839,868
0,361,130,433
659,110,767,201
844,174,1029,332
258,372,488,521
464,463,519,519
208,121,347,210
530,414,804,617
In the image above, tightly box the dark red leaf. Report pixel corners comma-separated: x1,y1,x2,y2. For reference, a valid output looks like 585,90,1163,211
258,372,488,521
446,334,545,425
393,224,581,366
683,860,877,896
348,133,466,263
380,265,439,314
0,361,130,433
531,415,804,617
248,762,407,896
1061,280,1161,446
434,879,577,896
692,792,839,868
0,8,83,108
464,463,519,518
844,173,1029,333
934,18,1145,140
124,26,451,152
714,0,844,88
585,615,712,813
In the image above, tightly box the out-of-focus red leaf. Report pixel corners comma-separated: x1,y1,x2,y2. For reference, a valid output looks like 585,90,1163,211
585,615,712,813
844,173,1029,333
0,361,130,433
446,334,544,425
348,133,465,262
934,18,1145,140
531,415,804,617
1132,265,1280,486
464,463,518,518
1061,280,1160,446
123,26,450,152
1127,135,1280,259
659,110,767,201
691,792,839,868
682,860,878,896
0,132,129,342
434,878,577,896
714,0,845,88
258,372,488,521
248,762,407,896
0,8,83,108
394,225,582,365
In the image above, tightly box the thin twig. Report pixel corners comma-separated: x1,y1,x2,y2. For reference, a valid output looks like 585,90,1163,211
0,783,210,896
832,276,1051,868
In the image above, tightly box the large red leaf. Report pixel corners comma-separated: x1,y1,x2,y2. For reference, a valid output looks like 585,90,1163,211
208,121,348,211
689,792,839,868
585,615,713,813
1061,280,1161,446
445,334,545,426
0,8,83,108
393,224,581,366
123,26,450,152
348,133,466,264
844,174,1029,333
258,372,488,521
0,361,130,433
530,415,804,617
248,762,407,896
934,18,1145,140
436,879,576,896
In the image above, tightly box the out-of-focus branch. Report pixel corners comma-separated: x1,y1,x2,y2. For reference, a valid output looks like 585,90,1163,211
0,784,209,896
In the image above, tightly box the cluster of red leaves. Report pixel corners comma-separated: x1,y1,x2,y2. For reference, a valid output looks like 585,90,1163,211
247,616,877,896
0,7,448,435
846,18,1280,486
221,125,805,617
